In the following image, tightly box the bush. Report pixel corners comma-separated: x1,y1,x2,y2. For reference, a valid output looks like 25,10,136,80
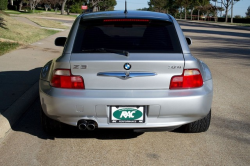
70,3,82,14
13,5,17,11
0,0,8,10
22,6,29,12
235,15,242,19
217,17,250,23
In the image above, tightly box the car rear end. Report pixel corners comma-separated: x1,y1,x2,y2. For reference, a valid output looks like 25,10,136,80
39,11,213,131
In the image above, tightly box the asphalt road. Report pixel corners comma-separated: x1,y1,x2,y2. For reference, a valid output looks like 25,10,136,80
0,21,250,166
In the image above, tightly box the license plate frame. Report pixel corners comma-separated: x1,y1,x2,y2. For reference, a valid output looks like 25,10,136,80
110,106,145,123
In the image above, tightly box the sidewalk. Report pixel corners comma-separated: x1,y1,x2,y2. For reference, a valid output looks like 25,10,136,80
177,19,250,31
12,16,70,31
0,28,70,139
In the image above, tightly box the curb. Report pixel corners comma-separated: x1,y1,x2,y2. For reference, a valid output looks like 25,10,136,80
177,19,250,31
0,82,39,139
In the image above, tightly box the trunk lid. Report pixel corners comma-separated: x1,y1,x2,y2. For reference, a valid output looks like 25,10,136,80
70,53,184,90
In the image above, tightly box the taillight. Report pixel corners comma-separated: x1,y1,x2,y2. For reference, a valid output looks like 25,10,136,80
50,69,84,89
170,69,203,89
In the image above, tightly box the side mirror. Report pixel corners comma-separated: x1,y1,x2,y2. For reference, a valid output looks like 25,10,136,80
55,37,67,47
186,37,192,46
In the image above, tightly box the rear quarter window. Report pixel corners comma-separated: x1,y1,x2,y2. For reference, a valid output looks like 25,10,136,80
73,19,182,53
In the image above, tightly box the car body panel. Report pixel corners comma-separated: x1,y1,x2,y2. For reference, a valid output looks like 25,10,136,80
39,11,213,129
40,79,212,128
70,53,184,89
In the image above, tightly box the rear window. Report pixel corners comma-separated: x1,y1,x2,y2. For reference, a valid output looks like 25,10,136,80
73,19,182,53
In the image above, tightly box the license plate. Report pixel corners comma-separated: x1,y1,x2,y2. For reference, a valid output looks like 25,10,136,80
110,106,145,123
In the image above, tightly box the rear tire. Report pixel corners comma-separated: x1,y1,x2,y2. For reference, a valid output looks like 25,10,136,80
182,110,211,133
40,106,64,134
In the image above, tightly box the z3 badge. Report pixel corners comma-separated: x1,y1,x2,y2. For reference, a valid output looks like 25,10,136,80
168,66,182,69
73,65,87,69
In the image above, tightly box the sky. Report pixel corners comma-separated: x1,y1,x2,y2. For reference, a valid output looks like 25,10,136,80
114,0,250,17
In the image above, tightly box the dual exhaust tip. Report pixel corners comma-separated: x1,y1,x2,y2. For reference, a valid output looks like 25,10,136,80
78,120,96,131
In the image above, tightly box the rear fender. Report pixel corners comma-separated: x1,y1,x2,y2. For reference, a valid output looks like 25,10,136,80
40,55,71,82
183,53,212,81
198,60,212,81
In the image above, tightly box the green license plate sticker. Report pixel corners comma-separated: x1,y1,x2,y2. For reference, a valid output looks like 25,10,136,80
110,107,145,123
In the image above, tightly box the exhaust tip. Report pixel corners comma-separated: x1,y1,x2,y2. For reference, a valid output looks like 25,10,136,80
86,122,96,131
78,120,87,131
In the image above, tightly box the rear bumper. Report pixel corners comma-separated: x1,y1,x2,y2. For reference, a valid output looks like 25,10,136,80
39,79,213,128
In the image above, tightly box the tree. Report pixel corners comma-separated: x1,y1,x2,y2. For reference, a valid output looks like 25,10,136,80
192,0,209,21
61,0,67,14
0,0,8,10
137,7,149,11
148,0,168,13
89,0,103,12
18,0,29,11
99,0,116,11
168,2,179,17
190,0,201,20
40,0,58,11
245,6,250,18
176,0,192,20
221,0,240,23
234,15,241,18
29,0,41,11
60,0,83,15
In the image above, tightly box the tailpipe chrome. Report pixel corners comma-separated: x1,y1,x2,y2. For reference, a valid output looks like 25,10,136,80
78,120,87,131
86,121,96,131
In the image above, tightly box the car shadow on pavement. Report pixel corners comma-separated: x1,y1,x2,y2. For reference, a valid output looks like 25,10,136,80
180,23,250,66
0,68,42,139
190,37,250,63
0,68,41,115
11,99,144,140
211,115,250,145
184,35,250,66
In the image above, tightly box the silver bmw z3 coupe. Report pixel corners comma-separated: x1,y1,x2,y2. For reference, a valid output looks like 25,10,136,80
39,11,213,133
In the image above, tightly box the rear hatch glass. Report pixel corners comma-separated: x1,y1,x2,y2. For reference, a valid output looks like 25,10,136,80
73,19,182,53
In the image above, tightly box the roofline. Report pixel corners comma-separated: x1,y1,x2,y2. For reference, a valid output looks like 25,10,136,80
80,11,173,22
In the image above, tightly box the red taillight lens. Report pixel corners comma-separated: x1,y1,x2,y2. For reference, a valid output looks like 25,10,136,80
103,19,149,22
50,69,84,89
170,69,203,89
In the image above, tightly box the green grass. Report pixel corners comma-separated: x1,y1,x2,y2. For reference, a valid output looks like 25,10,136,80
0,14,58,44
3,10,22,14
26,17,68,29
5,9,78,17
4,10,43,14
230,23,250,26
65,14,78,18
0,42,20,56
0,14,59,55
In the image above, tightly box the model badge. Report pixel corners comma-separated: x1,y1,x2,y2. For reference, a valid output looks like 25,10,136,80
124,63,131,70
73,65,87,69
168,66,182,69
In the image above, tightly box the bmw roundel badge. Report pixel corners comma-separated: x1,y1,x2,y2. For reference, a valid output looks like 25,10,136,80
124,63,131,70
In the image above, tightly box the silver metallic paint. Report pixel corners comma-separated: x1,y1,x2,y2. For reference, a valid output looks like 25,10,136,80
39,11,213,129
70,53,184,89
39,79,212,128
